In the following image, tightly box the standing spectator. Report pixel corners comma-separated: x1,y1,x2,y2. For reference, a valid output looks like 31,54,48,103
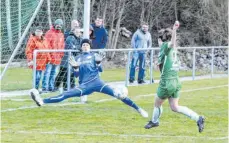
54,28,82,91
64,20,80,40
25,26,51,89
129,22,152,84
42,19,65,92
90,17,108,49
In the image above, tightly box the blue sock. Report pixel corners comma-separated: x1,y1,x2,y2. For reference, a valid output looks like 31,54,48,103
121,97,139,110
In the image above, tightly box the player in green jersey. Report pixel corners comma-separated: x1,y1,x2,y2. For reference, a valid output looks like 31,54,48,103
144,21,205,133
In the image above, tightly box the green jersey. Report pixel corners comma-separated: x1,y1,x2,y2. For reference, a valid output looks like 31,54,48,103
160,42,179,79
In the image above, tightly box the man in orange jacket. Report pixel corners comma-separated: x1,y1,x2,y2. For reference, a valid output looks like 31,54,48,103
26,26,51,89
42,19,65,92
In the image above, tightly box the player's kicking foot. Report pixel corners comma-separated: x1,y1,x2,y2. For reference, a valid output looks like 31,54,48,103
197,116,205,133
138,108,148,118
30,89,44,106
144,121,159,129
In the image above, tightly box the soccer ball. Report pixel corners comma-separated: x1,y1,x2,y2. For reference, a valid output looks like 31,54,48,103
113,85,128,99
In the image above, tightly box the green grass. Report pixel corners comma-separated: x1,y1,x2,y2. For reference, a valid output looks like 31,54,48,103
1,67,204,91
1,78,228,143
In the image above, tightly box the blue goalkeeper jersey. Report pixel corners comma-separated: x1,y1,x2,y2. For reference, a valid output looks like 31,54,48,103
74,52,103,85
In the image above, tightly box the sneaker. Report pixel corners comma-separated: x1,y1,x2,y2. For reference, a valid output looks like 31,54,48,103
30,89,44,106
144,121,159,129
138,108,148,118
138,80,146,84
197,116,205,133
129,79,134,83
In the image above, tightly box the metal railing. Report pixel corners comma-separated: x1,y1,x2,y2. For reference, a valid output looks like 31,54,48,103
33,46,228,89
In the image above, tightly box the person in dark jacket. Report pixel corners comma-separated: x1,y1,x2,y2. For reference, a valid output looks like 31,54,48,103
64,20,80,40
54,28,82,91
90,17,108,49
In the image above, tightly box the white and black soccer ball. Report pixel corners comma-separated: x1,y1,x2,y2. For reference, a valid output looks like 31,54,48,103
113,85,128,99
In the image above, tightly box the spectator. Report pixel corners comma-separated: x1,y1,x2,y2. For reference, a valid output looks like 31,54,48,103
64,20,80,40
42,19,65,92
90,17,108,49
54,28,82,91
25,26,51,89
129,22,152,84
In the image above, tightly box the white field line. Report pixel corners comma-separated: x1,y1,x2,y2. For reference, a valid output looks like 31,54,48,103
1,99,31,101
1,85,228,113
2,130,228,140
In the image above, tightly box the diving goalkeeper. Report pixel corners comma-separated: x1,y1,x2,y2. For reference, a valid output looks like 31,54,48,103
30,39,148,118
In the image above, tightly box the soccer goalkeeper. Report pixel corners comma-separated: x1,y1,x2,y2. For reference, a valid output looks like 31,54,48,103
30,39,148,118
144,21,205,132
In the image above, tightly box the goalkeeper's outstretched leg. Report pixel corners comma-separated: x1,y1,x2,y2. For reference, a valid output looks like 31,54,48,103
98,83,148,118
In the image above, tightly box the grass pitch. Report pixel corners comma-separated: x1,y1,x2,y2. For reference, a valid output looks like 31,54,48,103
1,78,228,143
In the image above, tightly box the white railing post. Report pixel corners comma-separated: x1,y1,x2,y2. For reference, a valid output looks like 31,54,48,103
192,48,196,80
125,51,131,86
67,51,71,91
211,48,215,78
33,50,38,89
150,49,154,84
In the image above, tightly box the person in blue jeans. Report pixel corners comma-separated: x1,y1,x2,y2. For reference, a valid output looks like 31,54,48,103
129,22,152,84
42,19,65,92
30,39,148,118
54,28,82,91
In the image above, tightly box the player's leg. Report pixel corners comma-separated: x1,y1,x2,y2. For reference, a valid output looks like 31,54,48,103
30,87,84,106
138,53,146,84
145,95,165,129
129,52,139,83
48,64,58,91
42,64,52,91
145,80,167,129
98,83,148,118
35,70,42,89
168,97,205,132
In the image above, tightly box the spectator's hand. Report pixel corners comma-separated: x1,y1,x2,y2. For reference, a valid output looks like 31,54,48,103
28,61,33,66
69,56,80,68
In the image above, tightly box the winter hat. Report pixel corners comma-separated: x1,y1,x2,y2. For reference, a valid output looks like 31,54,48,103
35,26,43,31
81,38,91,47
54,19,63,30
